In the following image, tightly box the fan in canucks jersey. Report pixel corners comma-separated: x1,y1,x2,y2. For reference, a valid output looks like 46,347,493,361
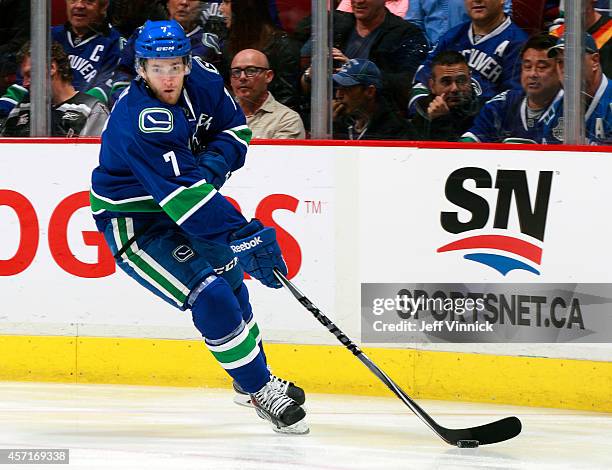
408,0,528,116
0,0,121,118
461,34,562,143
51,0,122,105
542,33,612,145
90,20,308,435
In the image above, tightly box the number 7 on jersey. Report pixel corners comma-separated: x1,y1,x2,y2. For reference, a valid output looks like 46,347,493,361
163,151,181,177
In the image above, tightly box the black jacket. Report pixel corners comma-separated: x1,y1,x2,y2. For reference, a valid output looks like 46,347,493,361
334,10,428,110
334,97,416,141
410,93,482,141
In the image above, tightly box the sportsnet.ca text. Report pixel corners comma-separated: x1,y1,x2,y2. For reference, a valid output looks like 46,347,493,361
370,290,585,330
359,283,610,344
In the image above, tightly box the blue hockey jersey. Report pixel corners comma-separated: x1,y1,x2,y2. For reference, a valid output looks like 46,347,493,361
461,88,564,143
52,23,122,104
110,24,221,102
542,75,612,145
409,17,528,115
0,23,121,118
90,58,252,242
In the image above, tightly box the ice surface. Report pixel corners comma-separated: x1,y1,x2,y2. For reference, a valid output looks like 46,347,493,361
0,382,610,469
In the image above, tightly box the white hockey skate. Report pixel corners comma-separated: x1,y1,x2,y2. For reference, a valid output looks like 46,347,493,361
250,380,309,434
233,374,306,408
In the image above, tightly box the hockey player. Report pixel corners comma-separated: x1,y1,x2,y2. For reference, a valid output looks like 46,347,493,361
460,34,562,143
408,0,528,116
542,33,611,145
90,20,308,434
109,0,222,103
0,42,109,137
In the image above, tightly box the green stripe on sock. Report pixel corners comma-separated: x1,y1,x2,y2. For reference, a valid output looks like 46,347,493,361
210,332,257,365
249,322,260,341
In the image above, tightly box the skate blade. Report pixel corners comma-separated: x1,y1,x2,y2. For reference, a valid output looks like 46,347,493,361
233,393,254,408
272,418,310,435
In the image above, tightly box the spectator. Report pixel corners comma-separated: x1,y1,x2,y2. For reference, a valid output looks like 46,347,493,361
110,0,222,101
332,58,416,140
0,0,30,94
461,34,562,143
219,0,301,110
0,0,121,118
0,42,109,137
301,0,428,115
230,49,305,139
410,0,528,116
404,0,512,46
337,0,409,18
550,0,611,78
543,33,611,145
53,0,122,104
411,51,482,140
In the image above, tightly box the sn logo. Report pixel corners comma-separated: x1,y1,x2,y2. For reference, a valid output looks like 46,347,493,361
441,168,554,242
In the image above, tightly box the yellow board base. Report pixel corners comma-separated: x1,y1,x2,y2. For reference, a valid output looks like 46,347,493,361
0,335,610,412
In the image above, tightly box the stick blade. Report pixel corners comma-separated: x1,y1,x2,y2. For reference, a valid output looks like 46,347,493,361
444,416,522,446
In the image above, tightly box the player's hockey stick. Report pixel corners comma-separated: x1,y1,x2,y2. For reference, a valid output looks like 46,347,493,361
273,269,522,447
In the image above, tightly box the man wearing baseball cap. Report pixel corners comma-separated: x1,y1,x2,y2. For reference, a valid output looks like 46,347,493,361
543,33,611,145
332,58,415,140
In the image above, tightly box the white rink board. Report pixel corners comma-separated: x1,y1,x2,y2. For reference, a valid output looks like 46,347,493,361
359,147,612,283
0,143,338,344
0,142,611,361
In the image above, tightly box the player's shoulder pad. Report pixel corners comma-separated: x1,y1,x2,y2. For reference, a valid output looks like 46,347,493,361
191,56,221,78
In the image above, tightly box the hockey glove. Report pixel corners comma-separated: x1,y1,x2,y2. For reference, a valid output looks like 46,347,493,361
229,219,287,289
196,150,230,190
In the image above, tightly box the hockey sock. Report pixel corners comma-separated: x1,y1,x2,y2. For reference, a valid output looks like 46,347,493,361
234,282,267,364
191,276,269,393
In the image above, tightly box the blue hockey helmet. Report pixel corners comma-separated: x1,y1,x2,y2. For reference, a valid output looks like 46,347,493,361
135,20,192,76
135,20,191,59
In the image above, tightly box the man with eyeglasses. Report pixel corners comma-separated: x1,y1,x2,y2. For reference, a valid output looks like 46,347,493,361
461,34,562,143
230,49,305,139
411,51,482,141
90,20,308,435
